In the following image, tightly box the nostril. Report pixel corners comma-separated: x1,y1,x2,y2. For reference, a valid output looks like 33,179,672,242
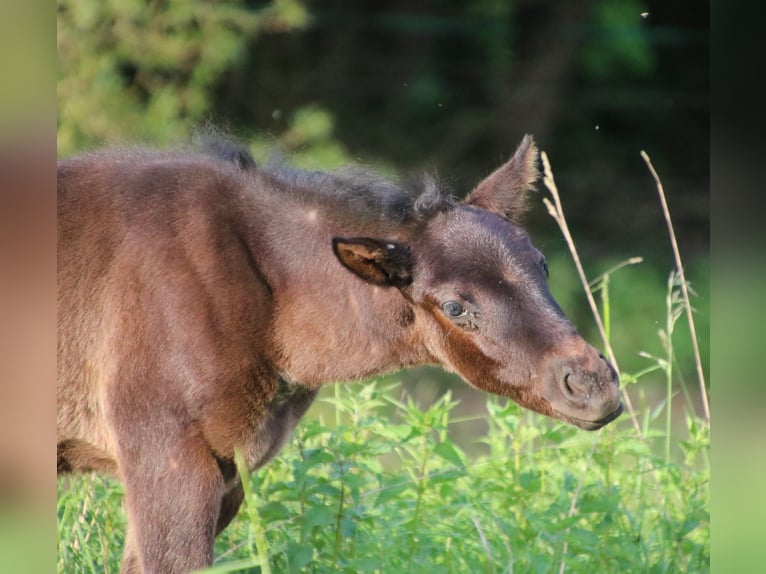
563,372,575,397
560,370,591,405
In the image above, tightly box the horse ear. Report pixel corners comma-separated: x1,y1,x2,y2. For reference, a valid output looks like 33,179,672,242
464,134,539,223
332,237,413,288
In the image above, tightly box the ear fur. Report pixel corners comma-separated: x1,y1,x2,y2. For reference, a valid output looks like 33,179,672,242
332,237,413,288
464,134,539,223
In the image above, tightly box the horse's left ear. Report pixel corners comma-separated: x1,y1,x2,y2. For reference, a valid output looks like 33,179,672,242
332,237,413,288
464,134,539,223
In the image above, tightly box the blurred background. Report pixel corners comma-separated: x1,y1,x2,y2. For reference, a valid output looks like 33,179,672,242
57,0,709,448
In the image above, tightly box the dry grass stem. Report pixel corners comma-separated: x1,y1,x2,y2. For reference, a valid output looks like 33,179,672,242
540,151,642,437
640,151,710,423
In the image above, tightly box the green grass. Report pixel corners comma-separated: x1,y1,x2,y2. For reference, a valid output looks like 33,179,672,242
57,380,709,573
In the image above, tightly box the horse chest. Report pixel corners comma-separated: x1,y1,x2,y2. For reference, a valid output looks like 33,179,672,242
239,377,318,473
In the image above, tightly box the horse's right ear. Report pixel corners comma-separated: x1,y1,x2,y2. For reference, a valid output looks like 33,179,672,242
464,134,539,224
332,237,413,288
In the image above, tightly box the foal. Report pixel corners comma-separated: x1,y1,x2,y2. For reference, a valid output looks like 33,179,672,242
57,135,621,572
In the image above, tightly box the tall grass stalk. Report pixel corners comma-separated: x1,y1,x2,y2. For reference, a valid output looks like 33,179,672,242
661,272,684,463
540,148,710,572
664,276,675,465
540,151,642,437
332,460,346,563
589,257,645,351
232,449,272,574
640,151,710,423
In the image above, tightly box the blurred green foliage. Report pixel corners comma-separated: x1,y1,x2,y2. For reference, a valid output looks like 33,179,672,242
57,0,307,154
56,0,707,250
581,0,655,79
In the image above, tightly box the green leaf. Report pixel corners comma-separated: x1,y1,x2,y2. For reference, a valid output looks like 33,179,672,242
519,470,542,493
301,506,335,533
258,501,291,522
287,544,314,571
374,482,409,506
429,468,466,485
433,440,465,467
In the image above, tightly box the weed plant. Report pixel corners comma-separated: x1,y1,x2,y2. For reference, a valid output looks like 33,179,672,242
57,156,709,573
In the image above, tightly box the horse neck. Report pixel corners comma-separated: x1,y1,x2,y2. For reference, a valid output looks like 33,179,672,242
241,183,431,386
271,276,428,386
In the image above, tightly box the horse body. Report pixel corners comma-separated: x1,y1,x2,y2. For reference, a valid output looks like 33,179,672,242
57,136,622,573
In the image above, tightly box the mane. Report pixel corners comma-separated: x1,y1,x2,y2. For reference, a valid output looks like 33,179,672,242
263,164,455,228
190,133,455,226
191,131,257,171
63,135,456,229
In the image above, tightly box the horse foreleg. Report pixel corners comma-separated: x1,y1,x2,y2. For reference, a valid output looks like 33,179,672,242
117,430,223,574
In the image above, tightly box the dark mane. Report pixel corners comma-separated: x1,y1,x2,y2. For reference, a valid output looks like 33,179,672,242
264,164,455,227
192,134,257,171
63,136,455,229
192,132,456,226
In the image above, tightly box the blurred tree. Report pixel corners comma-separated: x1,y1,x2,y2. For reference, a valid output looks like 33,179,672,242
57,0,308,156
58,0,707,257
209,0,707,255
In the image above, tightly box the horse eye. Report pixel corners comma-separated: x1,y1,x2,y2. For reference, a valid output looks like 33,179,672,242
540,257,549,278
442,301,466,317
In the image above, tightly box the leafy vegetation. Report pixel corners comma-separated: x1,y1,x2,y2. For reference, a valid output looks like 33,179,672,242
58,394,709,572
57,0,308,155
